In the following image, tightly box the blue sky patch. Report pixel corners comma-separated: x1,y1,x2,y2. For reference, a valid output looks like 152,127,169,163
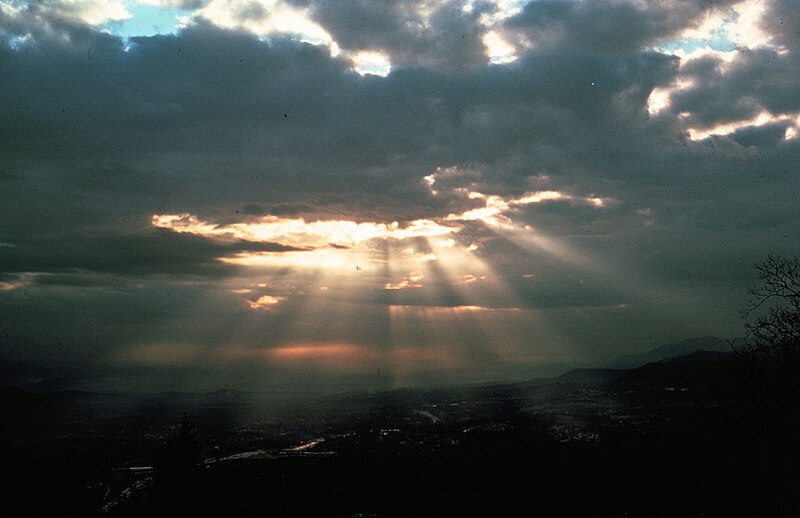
104,1,191,38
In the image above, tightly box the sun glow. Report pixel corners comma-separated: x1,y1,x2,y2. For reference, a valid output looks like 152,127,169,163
150,181,613,378
152,214,456,247
145,170,626,387
220,248,360,269
269,343,362,360
152,184,607,282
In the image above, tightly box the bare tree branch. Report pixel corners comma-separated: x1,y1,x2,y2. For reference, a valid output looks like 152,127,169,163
737,254,800,361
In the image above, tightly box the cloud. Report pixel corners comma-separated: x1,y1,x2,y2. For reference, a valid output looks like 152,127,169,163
1,0,130,27
196,0,334,46
1,0,799,390
504,0,743,54
138,0,207,8
0,229,305,279
287,0,492,70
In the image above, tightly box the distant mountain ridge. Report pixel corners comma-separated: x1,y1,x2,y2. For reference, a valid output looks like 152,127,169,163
606,336,733,369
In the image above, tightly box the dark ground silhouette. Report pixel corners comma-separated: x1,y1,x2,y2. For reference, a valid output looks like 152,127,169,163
1,348,798,517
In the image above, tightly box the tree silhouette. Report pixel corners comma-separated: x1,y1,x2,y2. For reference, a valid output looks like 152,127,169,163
734,253,800,448
738,254,800,362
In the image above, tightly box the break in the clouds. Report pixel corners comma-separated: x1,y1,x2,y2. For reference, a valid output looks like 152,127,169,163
1,0,798,391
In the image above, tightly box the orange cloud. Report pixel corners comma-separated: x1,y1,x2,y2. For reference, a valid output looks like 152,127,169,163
247,294,286,310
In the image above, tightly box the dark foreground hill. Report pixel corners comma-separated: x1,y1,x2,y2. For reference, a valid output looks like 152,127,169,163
1,345,798,517
612,350,739,391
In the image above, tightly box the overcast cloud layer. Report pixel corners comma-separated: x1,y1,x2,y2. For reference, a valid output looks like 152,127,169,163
1,0,798,392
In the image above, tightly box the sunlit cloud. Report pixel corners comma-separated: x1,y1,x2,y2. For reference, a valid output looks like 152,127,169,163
193,0,403,75
474,1,527,64
724,0,772,49
219,248,364,269
390,304,518,314
460,274,486,284
0,271,30,291
673,46,741,74
0,280,25,291
647,40,799,142
268,342,360,360
152,181,609,285
647,78,695,116
352,50,392,77
482,30,517,64
384,272,424,291
673,3,730,43
477,0,525,26
197,0,335,47
1,0,132,26
687,111,800,141
422,173,438,195
658,0,773,55
247,293,285,310
447,190,596,226
63,0,131,24
152,213,457,248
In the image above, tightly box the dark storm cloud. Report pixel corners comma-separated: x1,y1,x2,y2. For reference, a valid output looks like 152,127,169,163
762,0,800,49
669,47,800,129
0,229,305,278
505,0,742,53
1,0,800,389
0,21,342,162
0,10,784,271
287,0,491,70
729,122,791,148
0,7,681,225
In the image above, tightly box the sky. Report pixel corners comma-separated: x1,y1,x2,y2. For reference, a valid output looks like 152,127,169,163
1,0,798,392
